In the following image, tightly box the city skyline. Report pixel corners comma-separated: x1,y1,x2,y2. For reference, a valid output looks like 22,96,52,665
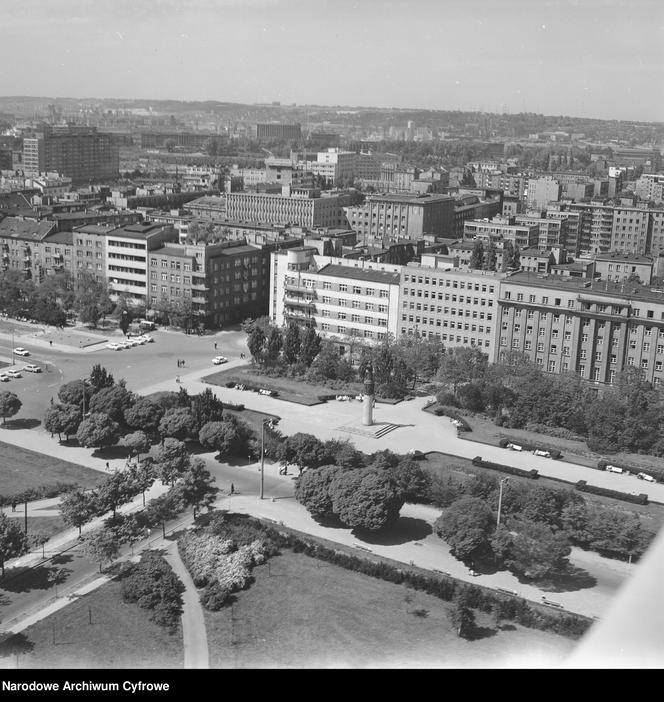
1,0,662,123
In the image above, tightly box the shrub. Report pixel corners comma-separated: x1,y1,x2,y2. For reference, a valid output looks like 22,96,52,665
498,438,510,448
434,406,472,432
436,392,458,407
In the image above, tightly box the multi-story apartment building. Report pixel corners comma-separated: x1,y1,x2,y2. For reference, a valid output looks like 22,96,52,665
22,126,119,185
463,217,539,249
545,204,581,257
225,189,358,229
399,258,503,357
299,149,358,186
270,247,401,349
265,158,314,188
635,173,664,203
0,217,58,281
591,252,653,284
148,239,277,328
609,204,653,255
515,213,568,251
345,193,455,244
527,177,562,211
497,271,664,386
474,171,527,199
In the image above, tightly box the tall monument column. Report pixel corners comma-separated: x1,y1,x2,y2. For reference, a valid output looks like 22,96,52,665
362,367,375,426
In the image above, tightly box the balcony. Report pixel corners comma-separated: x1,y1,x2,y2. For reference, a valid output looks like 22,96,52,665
284,295,315,306
284,282,308,293
284,310,315,321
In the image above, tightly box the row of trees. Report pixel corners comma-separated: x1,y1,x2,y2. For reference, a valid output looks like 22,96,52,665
435,347,664,455
468,240,521,272
247,319,446,399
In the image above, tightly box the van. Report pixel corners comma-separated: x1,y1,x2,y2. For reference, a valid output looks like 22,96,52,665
534,449,551,458
507,443,523,451
637,472,655,482
606,465,624,474
139,320,155,330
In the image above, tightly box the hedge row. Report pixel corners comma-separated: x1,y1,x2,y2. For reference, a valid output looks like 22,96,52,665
576,480,649,505
597,460,664,483
240,517,590,639
0,482,78,507
472,456,539,480
497,437,562,459
432,405,472,432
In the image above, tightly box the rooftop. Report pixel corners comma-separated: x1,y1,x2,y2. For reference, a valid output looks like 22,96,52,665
594,252,653,263
505,270,664,304
0,217,57,241
317,263,401,285
368,193,453,205
43,231,74,245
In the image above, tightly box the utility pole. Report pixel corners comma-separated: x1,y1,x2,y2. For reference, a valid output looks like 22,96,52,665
260,420,265,500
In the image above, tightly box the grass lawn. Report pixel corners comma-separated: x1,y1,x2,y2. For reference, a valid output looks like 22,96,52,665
203,550,575,668
2,579,183,669
203,365,361,405
423,452,664,534
0,441,104,501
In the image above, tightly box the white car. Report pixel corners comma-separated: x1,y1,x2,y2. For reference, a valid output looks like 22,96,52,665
6,369,21,378
106,342,122,351
13,347,29,356
139,334,154,343
637,472,655,482
212,356,228,365
132,336,146,345
24,364,42,373
0,373,10,382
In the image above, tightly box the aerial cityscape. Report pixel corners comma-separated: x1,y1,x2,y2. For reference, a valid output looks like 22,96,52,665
0,0,662,678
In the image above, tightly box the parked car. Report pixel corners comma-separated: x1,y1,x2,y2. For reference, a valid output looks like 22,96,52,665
139,334,154,343
605,465,624,474
212,356,228,365
507,443,523,451
24,364,42,373
6,369,22,378
106,342,122,351
637,472,656,482
0,373,10,382
13,347,29,356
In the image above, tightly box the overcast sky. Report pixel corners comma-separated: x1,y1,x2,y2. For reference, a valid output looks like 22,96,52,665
1,0,662,121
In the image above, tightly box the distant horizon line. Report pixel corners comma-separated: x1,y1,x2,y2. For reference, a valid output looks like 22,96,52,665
0,95,662,127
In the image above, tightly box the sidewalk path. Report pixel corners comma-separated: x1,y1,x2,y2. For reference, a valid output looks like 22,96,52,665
163,541,209,669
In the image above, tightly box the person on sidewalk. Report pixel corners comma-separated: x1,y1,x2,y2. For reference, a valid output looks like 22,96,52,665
230,483,235,495
11,500,16,512
214,342,217,350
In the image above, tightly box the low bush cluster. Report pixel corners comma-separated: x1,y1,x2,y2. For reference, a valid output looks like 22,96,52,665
471,456,539,480
575,480,648,505
177,518,270,610
121,551,185,632
432,405,472,432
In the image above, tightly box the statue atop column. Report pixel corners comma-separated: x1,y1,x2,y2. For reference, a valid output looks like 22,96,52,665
362,366,375,426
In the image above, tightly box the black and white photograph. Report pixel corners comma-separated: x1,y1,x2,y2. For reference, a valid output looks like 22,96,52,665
0,0,662,674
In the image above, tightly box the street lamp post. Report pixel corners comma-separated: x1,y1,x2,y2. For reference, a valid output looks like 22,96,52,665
260,419,266,500
496,478,509,528
11,328,14,365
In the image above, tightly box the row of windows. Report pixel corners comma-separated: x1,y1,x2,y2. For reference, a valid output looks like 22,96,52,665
402,275,495,293
75,239,103,247
403,290,494,306
403,329,491,349
316,280,390,297
319,323,386,340
403,315,491,333
320,310,388,326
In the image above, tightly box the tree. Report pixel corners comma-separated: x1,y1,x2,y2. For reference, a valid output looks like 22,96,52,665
276,433,328,474
0,391,21,426
89,365,115,393
485,240,497,271
450,591,476,638
247,325,266,361
283,322,301,365
468,240,485,270
76,412,121,449
120,431,151,463
519,486,564,528
433,497,495,561
127,461,155,507
199,416,253,459
88,382,135,424
295,464,345,520
145,493,182,538
83,528,120,572
152,438,191,485
124,397,165,437
96,471,137,518
265,327,283,364
511,244,521,270
119,310,132,336
174,458,218,517
501,241,514,272
59,489,100,534
74,271,113,328
298,325,322,366
497,518,571,580
435,346,489,394
57,380,93,409
43,403,82,441
0,513,29,576
323,439,366,470
158,407,198,442
330,468,404,532
387,458,431,503
190,388,224,428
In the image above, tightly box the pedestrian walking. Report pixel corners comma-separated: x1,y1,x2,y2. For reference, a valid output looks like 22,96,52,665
11,500,16,512
214,342,217,350
176,375,181,383
230,483,235,495
49,340,53,347
106,461,110,470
